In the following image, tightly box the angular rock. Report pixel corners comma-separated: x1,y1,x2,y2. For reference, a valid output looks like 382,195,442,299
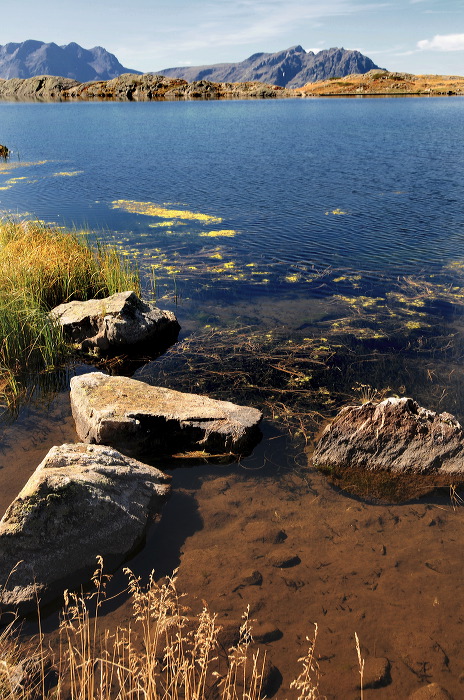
362,656,391,689
313,397,464,475
70,372,262,457
252,622,283,644
268,550,301,568
0,443,170,614
50,290,180,355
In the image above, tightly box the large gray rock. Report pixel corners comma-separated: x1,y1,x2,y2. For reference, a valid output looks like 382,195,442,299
313,397,464,475
0,443,170,614
50,290,180,354
70,372,262,457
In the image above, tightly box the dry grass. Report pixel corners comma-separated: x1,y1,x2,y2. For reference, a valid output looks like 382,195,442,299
0,218,140,412
300,71,464,96
0,219,140,309
0,560,329,699
0,562,269,700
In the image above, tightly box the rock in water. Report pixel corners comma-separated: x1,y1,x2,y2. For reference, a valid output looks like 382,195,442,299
0,443,170,614
313,397,464,475
70,372,262,457
50,290,180,354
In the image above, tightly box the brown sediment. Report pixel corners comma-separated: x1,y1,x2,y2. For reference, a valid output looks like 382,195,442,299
2,392,464,698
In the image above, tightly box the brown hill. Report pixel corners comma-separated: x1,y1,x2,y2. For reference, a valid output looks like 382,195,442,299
300,70,464,96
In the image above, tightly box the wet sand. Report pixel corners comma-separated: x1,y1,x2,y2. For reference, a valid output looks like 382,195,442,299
1,393,463,699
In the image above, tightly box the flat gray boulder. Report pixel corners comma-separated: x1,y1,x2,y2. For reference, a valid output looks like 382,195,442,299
50,290,180,354
313,397,464,475
70,372,262,457
0,443,170,614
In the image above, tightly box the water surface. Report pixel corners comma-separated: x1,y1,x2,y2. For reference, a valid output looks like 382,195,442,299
1,96,464,698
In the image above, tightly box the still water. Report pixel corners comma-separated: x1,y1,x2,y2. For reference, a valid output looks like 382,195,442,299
1,97,464,698
0,97,463,281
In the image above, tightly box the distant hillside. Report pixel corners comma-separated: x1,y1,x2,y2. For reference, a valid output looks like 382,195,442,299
299,70,464,96
0,40,141,81
159,45,384,88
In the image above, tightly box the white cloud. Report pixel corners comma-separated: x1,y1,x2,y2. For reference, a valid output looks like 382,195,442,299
417,33,464,51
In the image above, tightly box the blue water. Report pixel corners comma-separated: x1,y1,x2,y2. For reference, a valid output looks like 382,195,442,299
0,97,463,299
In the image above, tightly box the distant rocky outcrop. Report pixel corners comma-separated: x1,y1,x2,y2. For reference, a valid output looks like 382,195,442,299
0,443,171,614
159,45,383,88
50,291,180,356
313,397,464,476
70,372,263,457
0,40,140,81
1,69,462,103
0,72,296,101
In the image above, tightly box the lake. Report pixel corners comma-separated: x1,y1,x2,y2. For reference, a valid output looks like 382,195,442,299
1,96,464,698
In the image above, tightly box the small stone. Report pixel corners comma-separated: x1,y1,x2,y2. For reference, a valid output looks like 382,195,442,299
362,657,391,689
244,524,288,544
252,622,283,643
409,683,454,699
268,550,301,568
233,570,263,592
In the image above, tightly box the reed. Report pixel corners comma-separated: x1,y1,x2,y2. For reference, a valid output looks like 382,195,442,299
0,561,330,699
0,219,140,410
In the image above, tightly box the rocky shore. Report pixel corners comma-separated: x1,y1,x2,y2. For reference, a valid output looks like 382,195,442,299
0,69,462,101
0,73,300,102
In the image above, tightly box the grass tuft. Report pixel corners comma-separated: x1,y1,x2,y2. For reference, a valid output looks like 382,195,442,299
0,218,140,411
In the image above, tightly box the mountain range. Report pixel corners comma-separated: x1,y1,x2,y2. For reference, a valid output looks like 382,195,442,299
159,46,383,88
0,41,383,87
0,40,141,81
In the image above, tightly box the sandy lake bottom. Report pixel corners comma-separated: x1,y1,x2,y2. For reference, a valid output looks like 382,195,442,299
1,381,463,700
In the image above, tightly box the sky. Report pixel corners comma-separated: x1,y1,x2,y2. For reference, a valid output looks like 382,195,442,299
1,0,463,75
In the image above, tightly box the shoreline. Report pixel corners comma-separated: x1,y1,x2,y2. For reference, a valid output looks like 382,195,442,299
0,69,463,102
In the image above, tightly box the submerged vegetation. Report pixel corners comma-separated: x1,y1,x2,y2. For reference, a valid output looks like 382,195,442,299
0,219,140,412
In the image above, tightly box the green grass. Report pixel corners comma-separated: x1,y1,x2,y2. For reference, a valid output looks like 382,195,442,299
0,219,140,411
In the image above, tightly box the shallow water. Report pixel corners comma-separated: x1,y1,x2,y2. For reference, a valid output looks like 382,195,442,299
1,96,464,697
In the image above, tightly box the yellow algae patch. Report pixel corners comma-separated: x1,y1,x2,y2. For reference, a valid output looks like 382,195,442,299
209,253,223,260
0,160,48,172
53,171,84,177
5,176,28,184
285,274,300,283
0,185,12,191
199,230,237,238
148,221,182,228
333,274,362,283
325,208,349,215
111,200,223,223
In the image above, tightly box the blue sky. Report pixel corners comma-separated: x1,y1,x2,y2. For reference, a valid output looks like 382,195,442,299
1,0,463,75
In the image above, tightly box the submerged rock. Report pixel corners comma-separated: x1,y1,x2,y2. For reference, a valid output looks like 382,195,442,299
50,290,180,355
409,683,454,700
70,372,262,457
313,397,464,475
0,443,170,614
362,656,391,689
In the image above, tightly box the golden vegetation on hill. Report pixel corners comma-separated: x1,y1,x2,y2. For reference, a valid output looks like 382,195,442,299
299,70,464,96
